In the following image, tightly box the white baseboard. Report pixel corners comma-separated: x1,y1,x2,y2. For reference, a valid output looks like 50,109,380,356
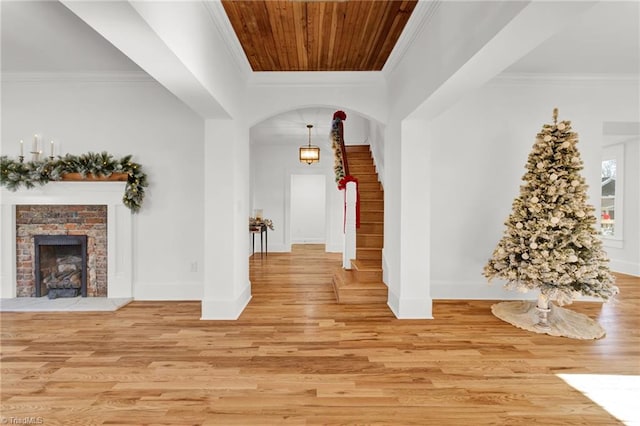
431,280,527,300
325,243,342,253
609,259,640,277
251,243,343,253
254,243,290,253
387,288,433,319
201,284,251,320
291,238,325,244
382,251,389,284
133,280,202,300
432,280,614,302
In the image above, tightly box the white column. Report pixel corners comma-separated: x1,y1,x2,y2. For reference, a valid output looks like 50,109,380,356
108,203,133,298
388,119,433,319
0,205,17,298
202,119,251,319
342,181,357,269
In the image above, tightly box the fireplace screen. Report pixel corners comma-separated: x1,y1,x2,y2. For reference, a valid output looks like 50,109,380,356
34,235,87,299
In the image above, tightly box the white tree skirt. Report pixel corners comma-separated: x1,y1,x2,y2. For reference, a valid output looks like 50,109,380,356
491,300,605,339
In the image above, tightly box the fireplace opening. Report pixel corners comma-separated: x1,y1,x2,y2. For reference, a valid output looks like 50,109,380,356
34,235,87,299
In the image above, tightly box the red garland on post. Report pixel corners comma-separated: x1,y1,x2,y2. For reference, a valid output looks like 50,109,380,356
333,110,347,121
331,111,349,180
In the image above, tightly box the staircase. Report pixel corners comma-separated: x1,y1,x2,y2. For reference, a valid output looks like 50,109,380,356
332,145,387,304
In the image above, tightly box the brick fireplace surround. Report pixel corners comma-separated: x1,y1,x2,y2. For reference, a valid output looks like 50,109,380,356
1,182,133,299
16,205,107,297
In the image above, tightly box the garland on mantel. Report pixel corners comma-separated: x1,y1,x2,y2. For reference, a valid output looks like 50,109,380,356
0,152,148,213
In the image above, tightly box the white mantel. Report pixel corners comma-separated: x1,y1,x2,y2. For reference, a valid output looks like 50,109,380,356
0,182,133,299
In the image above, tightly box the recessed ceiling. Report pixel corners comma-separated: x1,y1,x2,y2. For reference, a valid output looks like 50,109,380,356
221,0,418,71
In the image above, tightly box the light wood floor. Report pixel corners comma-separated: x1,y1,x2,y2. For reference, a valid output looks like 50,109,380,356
1,244,638,425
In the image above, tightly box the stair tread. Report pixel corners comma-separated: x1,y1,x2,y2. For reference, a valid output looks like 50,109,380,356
345,145,370,151
333,268,387,289
332,270,387,304
351,259,382,271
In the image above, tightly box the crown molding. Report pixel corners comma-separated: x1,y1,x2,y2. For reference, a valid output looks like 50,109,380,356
382,0,440,77
1,71,156,83
492,72,640,86
246,71,387,88
202,0,252,80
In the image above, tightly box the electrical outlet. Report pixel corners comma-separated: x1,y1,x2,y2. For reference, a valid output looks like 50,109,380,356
190,262,198,273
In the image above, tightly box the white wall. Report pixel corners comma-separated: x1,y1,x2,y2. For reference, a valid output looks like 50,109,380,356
244,73,388,127
368,120,386,186
1,76,205,300
202,118,251,319
428,76,639,299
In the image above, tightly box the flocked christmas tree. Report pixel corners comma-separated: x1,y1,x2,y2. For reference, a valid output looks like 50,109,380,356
484,109,618,309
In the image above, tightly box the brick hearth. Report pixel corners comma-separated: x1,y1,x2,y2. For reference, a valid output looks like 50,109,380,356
16,205,107,297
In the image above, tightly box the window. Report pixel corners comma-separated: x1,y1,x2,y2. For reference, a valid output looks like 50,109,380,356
600,159,616,236
601,144,624,246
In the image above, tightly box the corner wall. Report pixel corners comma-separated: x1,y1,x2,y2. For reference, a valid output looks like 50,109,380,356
428,75,640,299
1,76,205,300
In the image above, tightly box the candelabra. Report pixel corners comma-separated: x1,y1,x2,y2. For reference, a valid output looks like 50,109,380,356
17,135,55,162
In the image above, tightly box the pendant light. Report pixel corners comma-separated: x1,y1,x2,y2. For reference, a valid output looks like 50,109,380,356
299,124,320,165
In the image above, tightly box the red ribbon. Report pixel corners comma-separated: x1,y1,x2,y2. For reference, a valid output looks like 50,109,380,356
338,175,360,231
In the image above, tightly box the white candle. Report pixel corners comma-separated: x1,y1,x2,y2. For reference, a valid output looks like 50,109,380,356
50,141,54,157
32,135,38,152
20,140,23,156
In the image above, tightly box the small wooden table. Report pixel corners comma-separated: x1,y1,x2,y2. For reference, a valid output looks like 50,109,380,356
250,224,268,257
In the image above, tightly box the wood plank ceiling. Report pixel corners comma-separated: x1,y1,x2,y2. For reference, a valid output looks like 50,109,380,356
221,1,418,71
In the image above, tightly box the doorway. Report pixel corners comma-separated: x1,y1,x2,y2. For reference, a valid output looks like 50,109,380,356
290,174,326,244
